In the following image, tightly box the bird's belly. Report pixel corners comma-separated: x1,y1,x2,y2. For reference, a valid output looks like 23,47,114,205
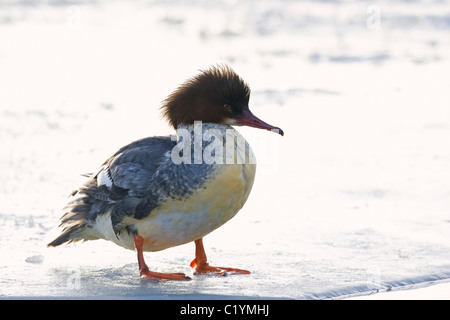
106,163,256,252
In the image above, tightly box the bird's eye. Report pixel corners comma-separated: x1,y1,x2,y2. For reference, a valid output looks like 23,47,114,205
224,104,232,112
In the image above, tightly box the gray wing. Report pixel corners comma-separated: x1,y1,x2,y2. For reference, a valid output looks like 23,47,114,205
104,136,176,197
67,136,177,234
67,135,215,236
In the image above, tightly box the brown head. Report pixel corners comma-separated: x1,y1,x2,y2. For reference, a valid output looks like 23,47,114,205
161,65,283,135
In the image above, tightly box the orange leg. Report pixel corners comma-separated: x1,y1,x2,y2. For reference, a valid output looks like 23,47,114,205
190,238,250,276
134,235,190,281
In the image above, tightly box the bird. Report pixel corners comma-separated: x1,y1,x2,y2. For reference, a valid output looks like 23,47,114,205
48,64,283,281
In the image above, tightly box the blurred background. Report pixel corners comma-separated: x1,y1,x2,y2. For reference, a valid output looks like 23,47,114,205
1,0,449,299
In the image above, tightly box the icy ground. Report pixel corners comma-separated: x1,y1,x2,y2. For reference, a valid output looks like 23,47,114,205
1,0,450,299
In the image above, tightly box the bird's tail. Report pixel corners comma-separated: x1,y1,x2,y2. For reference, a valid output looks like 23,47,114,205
47,195,98,247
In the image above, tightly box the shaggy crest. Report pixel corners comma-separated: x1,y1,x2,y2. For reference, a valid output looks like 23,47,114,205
161,65,251,128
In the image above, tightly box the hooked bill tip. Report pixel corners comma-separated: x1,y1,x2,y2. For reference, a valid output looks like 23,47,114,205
275,128,284,136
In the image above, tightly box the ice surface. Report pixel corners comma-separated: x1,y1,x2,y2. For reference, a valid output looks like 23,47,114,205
1,0,450,299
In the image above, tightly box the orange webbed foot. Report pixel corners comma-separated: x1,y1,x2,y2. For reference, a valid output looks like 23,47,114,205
140,267,191,281
190,259,250,276
134,234,190,281
190,238,250,276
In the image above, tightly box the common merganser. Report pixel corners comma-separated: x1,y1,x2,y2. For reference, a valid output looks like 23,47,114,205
48,65,283,281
